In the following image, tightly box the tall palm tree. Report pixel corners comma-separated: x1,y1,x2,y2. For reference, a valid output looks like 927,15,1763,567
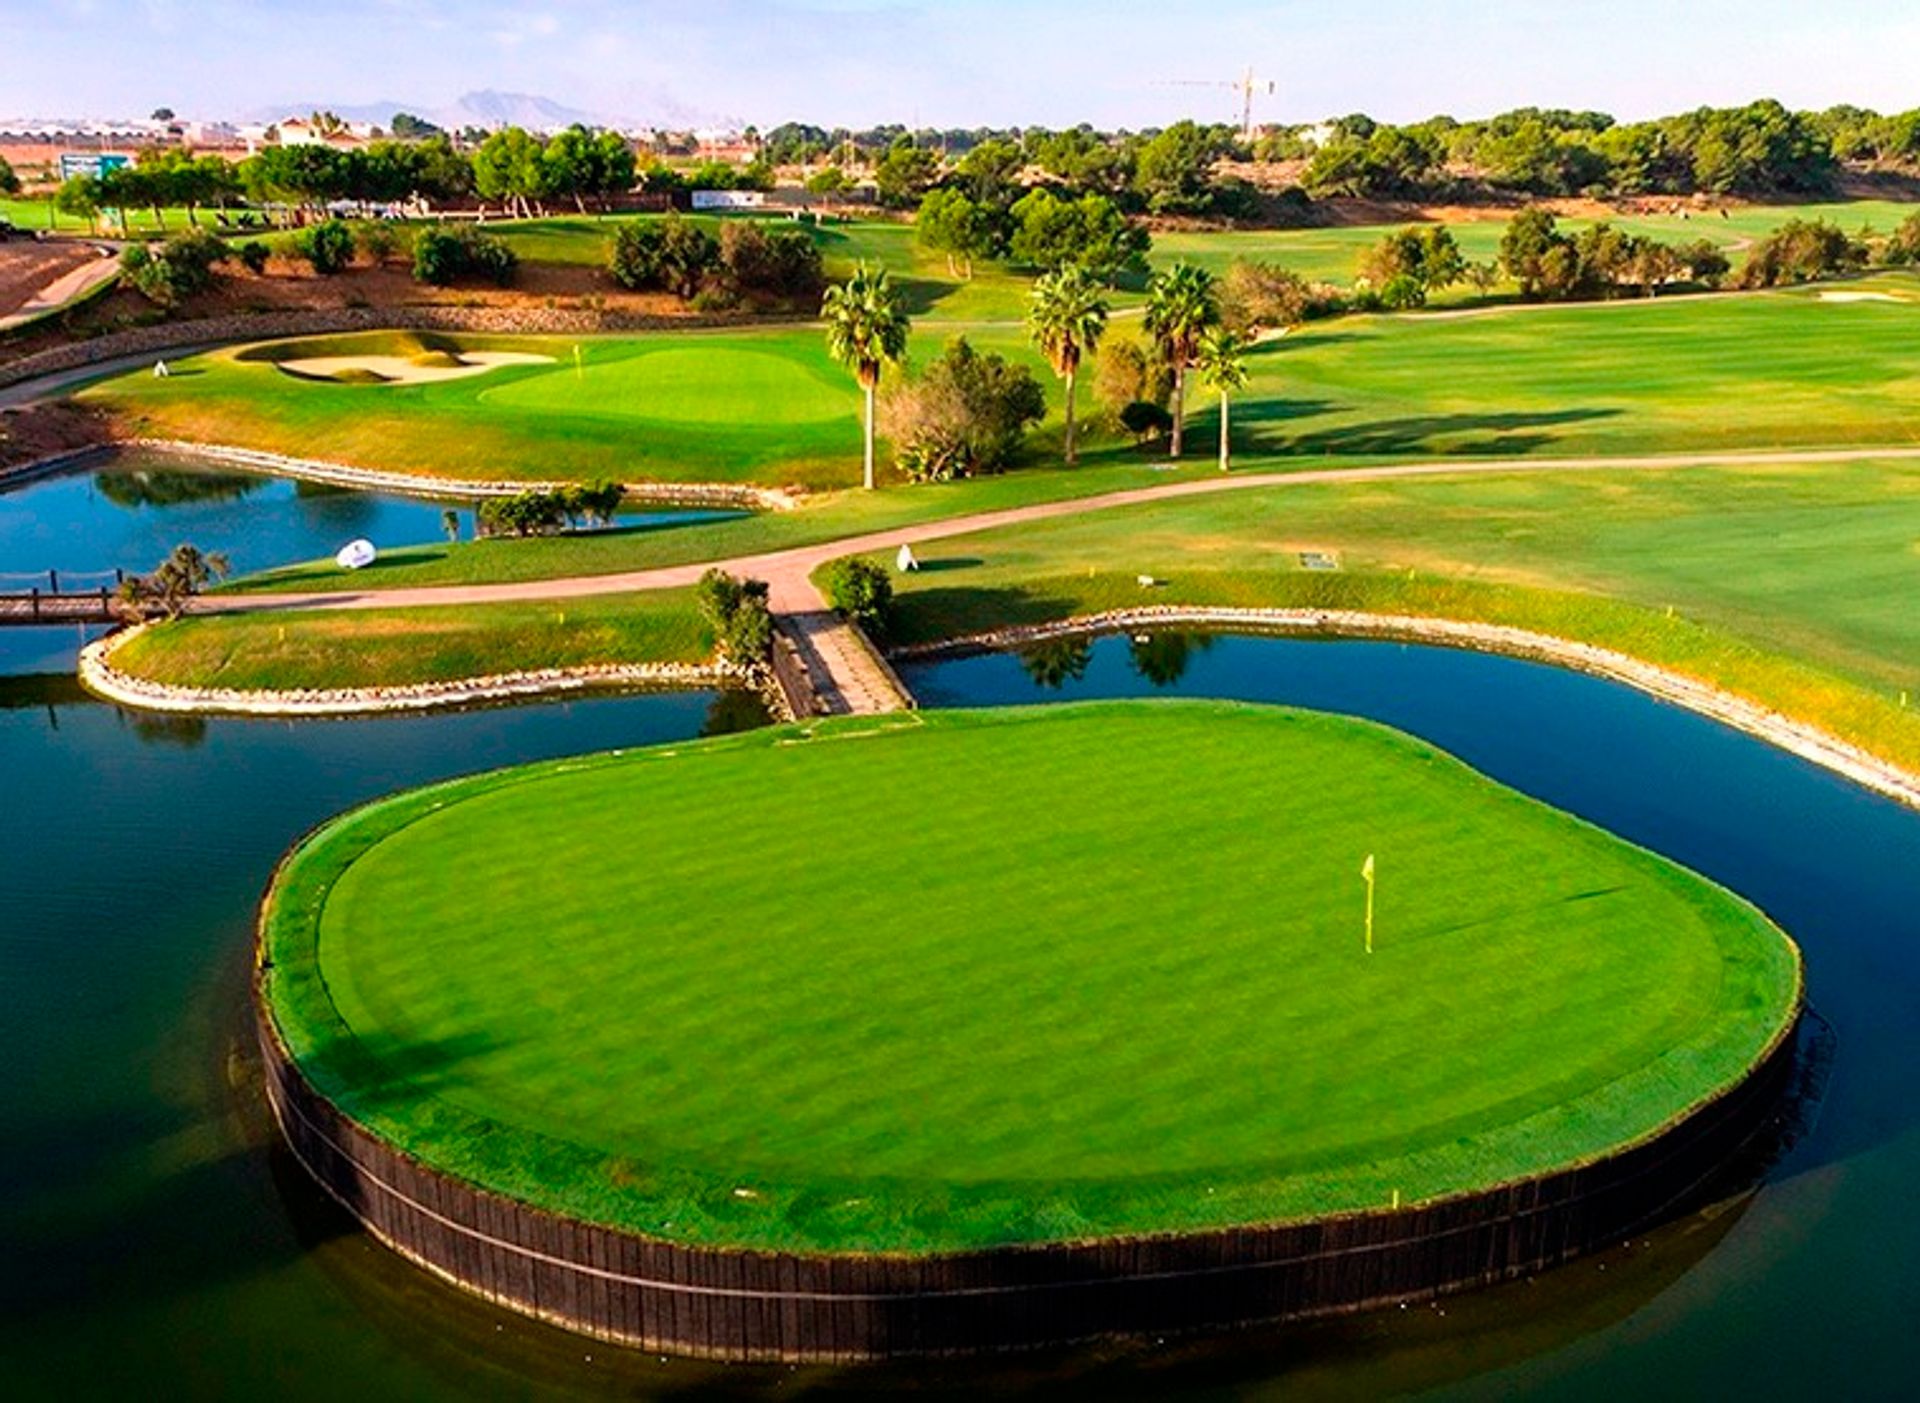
1195,327,1249,473
823,263,911,490
1025,265,1109,466
1144,262,1219,459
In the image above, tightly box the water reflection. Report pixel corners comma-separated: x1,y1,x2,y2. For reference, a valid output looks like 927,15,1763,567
1017,635,1093,689
1127,630,1215,688
92,468,263,509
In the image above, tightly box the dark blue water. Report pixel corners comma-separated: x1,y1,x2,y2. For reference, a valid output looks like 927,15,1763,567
4,463,1916,1400
0,450,734,585
899,632,1920,1399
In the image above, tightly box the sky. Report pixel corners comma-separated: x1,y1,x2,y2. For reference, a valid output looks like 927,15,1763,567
4,0,1919,130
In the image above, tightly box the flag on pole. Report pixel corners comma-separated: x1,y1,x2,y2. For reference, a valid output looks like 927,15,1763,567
1361,853,1376,954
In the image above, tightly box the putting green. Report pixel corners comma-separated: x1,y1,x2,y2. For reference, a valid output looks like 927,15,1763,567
261,701,1800,1254
480,341,856,425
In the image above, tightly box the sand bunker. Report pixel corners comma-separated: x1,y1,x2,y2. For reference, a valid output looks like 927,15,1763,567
279,351,555,384
1817,290,1905,304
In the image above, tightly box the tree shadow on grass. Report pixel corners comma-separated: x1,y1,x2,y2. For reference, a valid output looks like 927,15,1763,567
893,584,1088,645
1245,407,1624,459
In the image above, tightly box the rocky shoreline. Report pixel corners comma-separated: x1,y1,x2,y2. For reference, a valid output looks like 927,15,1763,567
895,606,1920,814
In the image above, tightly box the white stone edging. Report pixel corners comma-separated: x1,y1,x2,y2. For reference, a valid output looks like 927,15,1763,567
894,606,1920,814
121,439,798,511
78,624,780,719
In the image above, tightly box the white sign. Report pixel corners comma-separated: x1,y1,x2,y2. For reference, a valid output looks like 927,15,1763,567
335,539,377,570
691,190,766,210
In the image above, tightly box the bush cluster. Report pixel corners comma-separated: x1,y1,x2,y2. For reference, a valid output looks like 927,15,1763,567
818,557,894,635
294,218,356,275
412,227,519,286
606,216,823,306
475,481,623,537
120,229,229,308
881,337,1047,481
695,569,774,663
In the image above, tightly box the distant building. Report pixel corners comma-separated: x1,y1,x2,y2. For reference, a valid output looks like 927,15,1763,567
275,116,376,148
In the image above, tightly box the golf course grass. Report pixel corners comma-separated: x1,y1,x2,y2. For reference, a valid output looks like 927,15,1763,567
261,701,1800,1255
78,273,1920,494
109,588,711,691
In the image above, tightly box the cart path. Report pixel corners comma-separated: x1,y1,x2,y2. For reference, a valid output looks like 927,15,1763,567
0,251,121,333
197,442,1920,620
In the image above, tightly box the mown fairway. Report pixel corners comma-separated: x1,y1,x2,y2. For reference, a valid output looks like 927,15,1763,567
81,274,1920,491
264,701,1798,1254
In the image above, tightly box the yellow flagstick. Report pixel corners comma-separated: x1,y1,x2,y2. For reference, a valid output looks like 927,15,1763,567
1361,853,1376,954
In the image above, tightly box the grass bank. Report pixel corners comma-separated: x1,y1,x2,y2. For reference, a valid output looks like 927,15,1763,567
262,701,1799,1253
108,588,709,692
867,462,1920,772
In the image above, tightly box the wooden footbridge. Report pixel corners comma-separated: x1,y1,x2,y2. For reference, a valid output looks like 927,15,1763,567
0,570,125,626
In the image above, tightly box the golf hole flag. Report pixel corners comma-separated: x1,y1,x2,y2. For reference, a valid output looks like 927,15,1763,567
1361,853,1376,954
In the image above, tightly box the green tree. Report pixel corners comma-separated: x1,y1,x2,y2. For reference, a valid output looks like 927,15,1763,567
1194,327,1249,473
1026,265,1109,465
823,263,911,489
1134,120,1227,214
54,176,102,229
1143,262,1219,458
881,337,1046,480
0,154,18,196
1498,208,1568,299
694,569,773,663
294,218,355,274
119,544,231,621
916,187,997,278
873,140,941,207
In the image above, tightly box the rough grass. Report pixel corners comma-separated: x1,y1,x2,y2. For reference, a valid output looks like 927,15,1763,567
79,276,1920,493
109,589,710,691
261,701,1799,1254
873,462,1920,773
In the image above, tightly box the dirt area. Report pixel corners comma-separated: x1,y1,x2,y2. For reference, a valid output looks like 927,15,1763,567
0,242,108,318
0,399,111,468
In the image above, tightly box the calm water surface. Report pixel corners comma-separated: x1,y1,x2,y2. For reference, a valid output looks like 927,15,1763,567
4,467,1916,1397
0,449,734,585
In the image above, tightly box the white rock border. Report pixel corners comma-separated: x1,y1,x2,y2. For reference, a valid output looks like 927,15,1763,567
80,624,788,721
121,439,798,511
895,606,1920,814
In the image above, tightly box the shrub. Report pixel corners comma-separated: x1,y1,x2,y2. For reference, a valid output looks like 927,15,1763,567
413,227,517,286
1093,338,1173,429
1737,218,1866,288
1119,400,1174,443
477,490,568,537
1377,272,1428,310
562,479,623,527
819,557,894,634
880,336,1047,482
717,221,825,303
353,220,406,265
695,568,773,663
120,229,229,308
1220,260,1313,334
237,240,271,275
294,219,355,275
606,215,718,297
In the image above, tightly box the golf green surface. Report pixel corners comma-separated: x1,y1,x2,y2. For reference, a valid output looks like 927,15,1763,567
262,701,1800,1255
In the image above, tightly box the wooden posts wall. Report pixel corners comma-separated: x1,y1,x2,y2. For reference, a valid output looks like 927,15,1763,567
259,1005,1800,1363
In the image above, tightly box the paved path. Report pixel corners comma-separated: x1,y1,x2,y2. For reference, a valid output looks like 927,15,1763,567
197,442,1920,620
0,251,120,333
184,440,1920,716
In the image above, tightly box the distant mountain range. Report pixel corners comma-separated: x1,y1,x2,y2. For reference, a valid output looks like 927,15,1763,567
247,88,740,133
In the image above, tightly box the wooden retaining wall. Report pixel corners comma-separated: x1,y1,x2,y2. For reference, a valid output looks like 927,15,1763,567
258,997,1800,1362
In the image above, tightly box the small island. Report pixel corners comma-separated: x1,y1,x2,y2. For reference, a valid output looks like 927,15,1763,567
256,700,1801,1359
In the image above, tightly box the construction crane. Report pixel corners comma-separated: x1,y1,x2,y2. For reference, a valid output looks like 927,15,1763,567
1159,67,1276,141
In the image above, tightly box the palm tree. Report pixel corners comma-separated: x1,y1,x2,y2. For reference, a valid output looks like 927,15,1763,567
1195,326,1249,472
1144,262,1219,458
823,263,911,490
1025,265,1109,466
